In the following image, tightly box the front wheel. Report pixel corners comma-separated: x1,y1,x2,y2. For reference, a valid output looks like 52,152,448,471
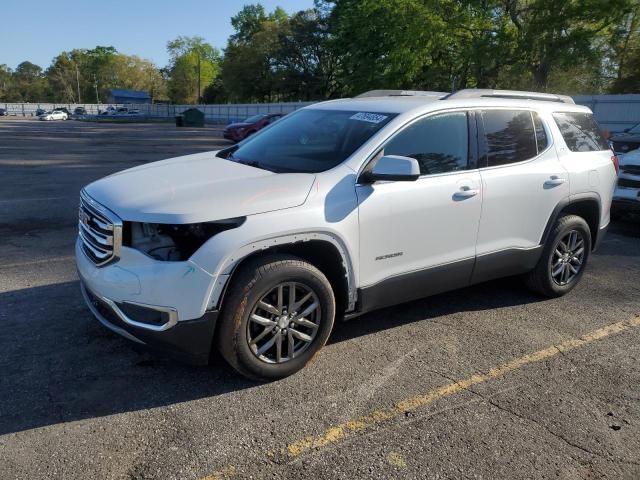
524,214,591,298
217,255,335,380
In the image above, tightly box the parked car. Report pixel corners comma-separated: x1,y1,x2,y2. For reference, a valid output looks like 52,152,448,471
223,113,285,142
76,89,617,380
116,107,129,115
35,108,46,117
611,149,640,218
39,110,68,121
609,122,640,154
127,109,141,115
74,106,87,115
0,108,7,116
99,106,117,115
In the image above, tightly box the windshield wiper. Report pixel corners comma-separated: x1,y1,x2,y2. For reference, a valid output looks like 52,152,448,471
231,156,276,172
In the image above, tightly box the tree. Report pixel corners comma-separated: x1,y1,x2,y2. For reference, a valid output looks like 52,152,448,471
166,36,221,103
503,0,634,90
609,5,640,93
220,4,339,102
324,0,501,94
11,61,47,101
46,46,166,103
47,50,84,102
272,9,340,99
0,64,15,101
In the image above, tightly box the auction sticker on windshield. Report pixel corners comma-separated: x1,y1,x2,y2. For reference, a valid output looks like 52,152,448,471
350,112,388,124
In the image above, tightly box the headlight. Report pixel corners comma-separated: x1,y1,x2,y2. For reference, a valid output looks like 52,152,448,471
123,218,245,261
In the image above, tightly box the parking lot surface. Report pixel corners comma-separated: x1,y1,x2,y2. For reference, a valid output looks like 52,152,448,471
1,119,639,480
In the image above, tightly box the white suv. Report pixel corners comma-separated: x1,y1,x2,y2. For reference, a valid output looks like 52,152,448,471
76,89,618,379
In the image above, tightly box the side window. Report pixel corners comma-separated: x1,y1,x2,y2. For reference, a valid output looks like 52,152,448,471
532,112,549,152
481,110,538,167
383,112,469,175
552,112,609,152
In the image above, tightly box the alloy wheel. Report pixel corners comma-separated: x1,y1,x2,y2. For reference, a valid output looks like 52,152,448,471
246,282,321,364
550,230,585,286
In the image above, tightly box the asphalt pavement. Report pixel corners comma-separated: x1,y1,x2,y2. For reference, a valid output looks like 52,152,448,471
1,119,639,479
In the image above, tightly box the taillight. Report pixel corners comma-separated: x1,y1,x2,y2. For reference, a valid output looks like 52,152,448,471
611,154,620,175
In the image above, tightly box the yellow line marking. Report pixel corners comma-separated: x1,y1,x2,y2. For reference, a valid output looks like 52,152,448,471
286,316,640,457
201,465,236,480
387,451,406,468
200,315,640,478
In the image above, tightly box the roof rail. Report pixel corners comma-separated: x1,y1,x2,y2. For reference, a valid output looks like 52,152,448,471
444,89,575,105
355,90,448,99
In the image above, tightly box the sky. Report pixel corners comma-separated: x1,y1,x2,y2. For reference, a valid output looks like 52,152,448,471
0,0,315,70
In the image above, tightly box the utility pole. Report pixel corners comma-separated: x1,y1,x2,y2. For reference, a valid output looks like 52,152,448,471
93,74,99,104
75,64,81,103
197,53,201,104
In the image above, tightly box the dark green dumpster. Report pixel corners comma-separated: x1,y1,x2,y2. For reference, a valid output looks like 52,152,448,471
178,108,205,127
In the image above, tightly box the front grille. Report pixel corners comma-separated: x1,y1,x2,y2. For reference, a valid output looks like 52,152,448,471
617,177,640,189
79,190,122,266
621,164,640,176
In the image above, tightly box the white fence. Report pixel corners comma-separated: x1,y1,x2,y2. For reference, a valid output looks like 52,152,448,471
574,95,640,133
3,94,640,130
0,101,313,124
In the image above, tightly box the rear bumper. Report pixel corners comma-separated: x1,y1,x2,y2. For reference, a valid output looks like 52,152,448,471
81,281,218,365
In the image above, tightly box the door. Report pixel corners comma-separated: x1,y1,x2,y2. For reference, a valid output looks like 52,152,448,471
356,111,483,309
474,109,570,280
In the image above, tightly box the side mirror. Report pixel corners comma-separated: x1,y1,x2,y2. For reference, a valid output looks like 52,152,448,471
361,155,420,183
624,128,631,133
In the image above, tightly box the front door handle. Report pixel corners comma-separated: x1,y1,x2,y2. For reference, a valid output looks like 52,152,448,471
453,186,480,199
544,176,567,187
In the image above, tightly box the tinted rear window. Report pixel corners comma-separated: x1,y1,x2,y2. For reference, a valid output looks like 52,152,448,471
552,112,609,152
482,110,538,166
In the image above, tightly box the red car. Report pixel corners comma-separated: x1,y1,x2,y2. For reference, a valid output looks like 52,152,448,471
223,113,285,142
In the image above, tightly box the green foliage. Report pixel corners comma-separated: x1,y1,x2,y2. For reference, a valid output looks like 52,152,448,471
10,61,47,101
220,3,339,102
609,5,640,93
2,1,640,104
166,36,221,103
44,46,165,103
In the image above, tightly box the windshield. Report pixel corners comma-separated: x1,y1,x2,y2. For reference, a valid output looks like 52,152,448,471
629,123,640,134
221,109,396,173
242,114,267,123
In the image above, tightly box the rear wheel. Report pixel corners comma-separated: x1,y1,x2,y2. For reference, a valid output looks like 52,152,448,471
524,214,591,297
217,255,335,380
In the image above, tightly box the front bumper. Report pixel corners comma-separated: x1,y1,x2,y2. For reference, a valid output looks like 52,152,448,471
76,237,221,364
81,281,218,365
612,185,640,213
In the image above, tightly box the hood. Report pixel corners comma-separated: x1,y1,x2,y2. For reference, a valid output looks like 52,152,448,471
610,132,640,142
84,151,316,224
619,148,640,165
225,122,252,130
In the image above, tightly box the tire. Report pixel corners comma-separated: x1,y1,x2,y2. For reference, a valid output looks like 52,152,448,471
217,255,335,380
524,214,591,298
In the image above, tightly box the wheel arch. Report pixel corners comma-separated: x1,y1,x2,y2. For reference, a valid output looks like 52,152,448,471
209,232,357,315
541,193,602,250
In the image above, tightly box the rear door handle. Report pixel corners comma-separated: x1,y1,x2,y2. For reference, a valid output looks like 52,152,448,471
453,186,480,199
544,176,567,187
